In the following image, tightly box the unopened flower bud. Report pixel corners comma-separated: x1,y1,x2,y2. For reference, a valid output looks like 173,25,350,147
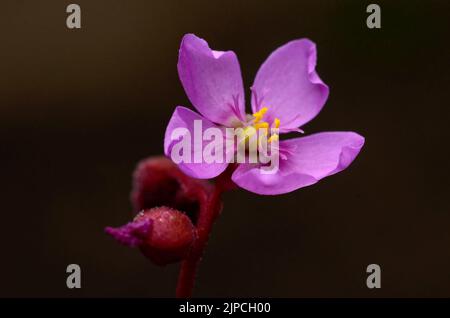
131,156,210,224
106,206,197,266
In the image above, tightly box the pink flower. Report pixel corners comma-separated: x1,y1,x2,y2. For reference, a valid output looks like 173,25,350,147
164,34,364,195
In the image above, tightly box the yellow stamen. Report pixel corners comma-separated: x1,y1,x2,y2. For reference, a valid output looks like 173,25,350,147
245,107,281,146
254,121,269,136
268,134,279,143
254,121,269,130
273,118,280,129
259,107,268,115
243,126,256,138
252,107,268,123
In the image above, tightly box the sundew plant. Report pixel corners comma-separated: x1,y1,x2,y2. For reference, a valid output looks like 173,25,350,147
106,34,364,297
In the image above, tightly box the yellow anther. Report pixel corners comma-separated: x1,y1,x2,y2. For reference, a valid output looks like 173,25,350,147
268,134,279,143
243,126,256,138
253,114,262,123
252,107,268,123
238,126,256,147
254,121,269,136
244,107,280,148
254,121,269,130
273,118,280,129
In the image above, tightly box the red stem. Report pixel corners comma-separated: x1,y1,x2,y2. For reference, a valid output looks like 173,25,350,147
175,177,225,298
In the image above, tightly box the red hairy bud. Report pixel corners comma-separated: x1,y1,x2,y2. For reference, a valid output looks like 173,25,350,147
136,207,197,266
131,156,210,224
106,156,214,267
106,206,197,266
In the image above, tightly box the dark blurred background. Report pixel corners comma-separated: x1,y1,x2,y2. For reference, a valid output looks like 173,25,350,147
1,0,449,297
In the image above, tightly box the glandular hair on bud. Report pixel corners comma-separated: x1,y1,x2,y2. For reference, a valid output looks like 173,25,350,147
136,207,197,266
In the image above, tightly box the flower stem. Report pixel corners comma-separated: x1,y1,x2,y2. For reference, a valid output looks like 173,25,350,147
175,175,227,298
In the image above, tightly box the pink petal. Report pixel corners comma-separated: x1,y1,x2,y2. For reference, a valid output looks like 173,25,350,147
178,34,246,126
232,163,318,195
164,106,228,179
251,39,329,130
232,132,364,195
105,219,152,247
